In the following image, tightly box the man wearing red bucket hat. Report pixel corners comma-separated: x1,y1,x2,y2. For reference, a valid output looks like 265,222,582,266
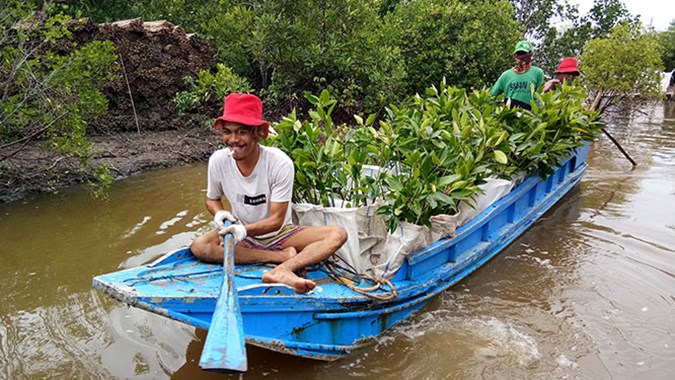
543,57,581,92
190,93,347,293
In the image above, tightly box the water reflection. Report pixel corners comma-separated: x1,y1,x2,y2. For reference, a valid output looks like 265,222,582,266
101,306,194,378
1,103,675,379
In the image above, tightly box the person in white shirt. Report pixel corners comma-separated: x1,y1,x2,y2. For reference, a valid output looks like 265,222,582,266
190,93,347,293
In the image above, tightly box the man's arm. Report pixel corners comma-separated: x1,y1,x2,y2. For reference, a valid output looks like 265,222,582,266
490,71,507,96
489,76,503,96
205,197,225,216
241,201,288,237
543,79,560,92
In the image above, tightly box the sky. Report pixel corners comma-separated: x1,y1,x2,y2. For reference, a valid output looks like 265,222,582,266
570,0,674,31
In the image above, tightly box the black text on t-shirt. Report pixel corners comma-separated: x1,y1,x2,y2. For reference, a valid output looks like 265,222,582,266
244,194,267,206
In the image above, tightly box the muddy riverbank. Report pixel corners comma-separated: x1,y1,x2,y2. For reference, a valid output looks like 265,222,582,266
0,128,218,203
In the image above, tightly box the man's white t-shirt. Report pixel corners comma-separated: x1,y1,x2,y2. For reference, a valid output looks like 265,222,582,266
206,145,294,238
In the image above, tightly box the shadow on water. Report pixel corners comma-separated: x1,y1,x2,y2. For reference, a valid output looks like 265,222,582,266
1,103,675,379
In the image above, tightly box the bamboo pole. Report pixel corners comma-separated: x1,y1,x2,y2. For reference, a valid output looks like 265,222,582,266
119,55,141,136
590,90,637,167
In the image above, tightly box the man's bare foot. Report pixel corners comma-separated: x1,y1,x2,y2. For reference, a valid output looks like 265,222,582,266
262,266,315,294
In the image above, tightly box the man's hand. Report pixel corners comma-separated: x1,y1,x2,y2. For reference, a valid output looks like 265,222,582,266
219,224,247,244
543,79,561,92
213,210,237,229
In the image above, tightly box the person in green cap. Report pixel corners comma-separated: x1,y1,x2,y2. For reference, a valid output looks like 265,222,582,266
490,40,544,110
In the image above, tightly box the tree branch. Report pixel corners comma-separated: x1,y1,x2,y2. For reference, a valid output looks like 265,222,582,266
0,112,67,162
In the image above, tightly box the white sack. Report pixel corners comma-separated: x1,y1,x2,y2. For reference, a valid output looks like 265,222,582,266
292,201,387,274
292,175,515,278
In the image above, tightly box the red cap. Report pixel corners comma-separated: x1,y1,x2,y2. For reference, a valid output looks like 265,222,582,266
214,93,269,130
555,57,580,74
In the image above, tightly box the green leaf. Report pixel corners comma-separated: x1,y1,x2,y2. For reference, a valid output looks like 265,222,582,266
387,177,404,191
433,191,454,205
438,174,462,187
306,94,320,105
319,89,331,104
494,150,508,164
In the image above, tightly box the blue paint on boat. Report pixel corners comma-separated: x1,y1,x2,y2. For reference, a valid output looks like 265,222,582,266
93,144,589,361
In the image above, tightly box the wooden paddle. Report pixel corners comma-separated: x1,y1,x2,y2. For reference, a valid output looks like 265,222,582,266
199,220,248,372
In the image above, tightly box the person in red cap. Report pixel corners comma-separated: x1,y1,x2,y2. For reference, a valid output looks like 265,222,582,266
190,93,347,293
543,57,581,92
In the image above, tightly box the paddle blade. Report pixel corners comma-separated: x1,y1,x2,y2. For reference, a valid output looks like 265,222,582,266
199,227,248,372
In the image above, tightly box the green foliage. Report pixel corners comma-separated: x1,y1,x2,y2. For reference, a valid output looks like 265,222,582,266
657,20,675,71
521,0,639,74
381,0,520,93
91,163,113,199
376,85,491,230
1,3,118,193
511,0,573,40
253,0,404,110
266,90,386,206
196,0,406,114
56,0,137,22
587,0,635,38
512,85,605,177
581,22,664,107
62,0,210,25
173,64,252,114
269,82,603,232
57,0,661,118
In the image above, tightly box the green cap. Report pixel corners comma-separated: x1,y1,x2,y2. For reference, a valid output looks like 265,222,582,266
514,40,533,54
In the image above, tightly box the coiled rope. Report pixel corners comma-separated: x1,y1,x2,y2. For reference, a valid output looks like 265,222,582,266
320,255,398,301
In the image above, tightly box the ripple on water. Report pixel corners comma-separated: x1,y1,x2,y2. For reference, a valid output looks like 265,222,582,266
339,307,545,379
156,210,189,235
464,316,542,365
0,291,114,378
122,216,152,239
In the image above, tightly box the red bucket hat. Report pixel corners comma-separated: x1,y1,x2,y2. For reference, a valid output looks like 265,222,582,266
555,57,580,74
213,93,269,130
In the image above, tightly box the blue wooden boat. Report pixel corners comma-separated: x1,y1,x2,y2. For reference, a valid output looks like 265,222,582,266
93,144,590,361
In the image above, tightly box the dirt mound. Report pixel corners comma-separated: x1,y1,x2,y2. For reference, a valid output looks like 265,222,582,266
1,19,219,203
68,18,217,132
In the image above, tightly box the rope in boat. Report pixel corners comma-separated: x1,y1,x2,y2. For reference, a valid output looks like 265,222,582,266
320,256,398,301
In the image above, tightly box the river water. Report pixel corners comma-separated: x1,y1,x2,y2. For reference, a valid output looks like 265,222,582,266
1,102,674,379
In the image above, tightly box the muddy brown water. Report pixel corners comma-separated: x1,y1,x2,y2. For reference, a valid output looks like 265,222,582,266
1,103,674,379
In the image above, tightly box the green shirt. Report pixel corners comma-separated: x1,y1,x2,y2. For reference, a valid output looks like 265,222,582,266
490,66,544,108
